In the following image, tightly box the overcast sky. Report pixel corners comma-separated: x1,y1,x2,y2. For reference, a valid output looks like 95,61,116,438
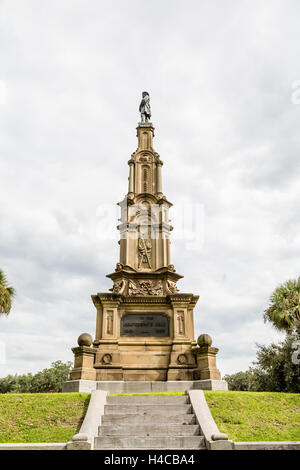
1,0,299,378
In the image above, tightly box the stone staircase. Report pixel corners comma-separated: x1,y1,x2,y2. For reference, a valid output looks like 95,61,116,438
94,394,206,450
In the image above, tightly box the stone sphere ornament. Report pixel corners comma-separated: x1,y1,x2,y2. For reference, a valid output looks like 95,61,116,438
77,333,93,347
197,334,212,347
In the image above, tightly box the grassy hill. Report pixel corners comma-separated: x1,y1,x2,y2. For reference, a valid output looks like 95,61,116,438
0,391,299,443
0,393,90,443
204,391,300,442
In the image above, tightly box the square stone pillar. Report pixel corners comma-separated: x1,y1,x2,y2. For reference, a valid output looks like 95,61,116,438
194,345,221,380
167,294,199,381
70,346,97,381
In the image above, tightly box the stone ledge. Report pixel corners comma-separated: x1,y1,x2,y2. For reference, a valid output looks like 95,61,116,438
62,379,98,393
193,379,228,391
62,379,228,393
234,441,300,451
66,389,108,450
188,390,233,450
0,443,67,450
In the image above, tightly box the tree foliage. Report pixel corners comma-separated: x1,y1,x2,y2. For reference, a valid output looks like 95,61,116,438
226,278,300,392
0,269,15,316
224,331,300,393
0,361,72,393
264,277,300,332
223,370,255,391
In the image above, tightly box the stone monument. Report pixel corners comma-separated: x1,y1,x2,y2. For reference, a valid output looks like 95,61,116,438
65,93,227,391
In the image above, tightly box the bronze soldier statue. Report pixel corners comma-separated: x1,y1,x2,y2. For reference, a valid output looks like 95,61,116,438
139,91,151,123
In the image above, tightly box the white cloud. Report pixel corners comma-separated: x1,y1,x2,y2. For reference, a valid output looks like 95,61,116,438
0,0,299,377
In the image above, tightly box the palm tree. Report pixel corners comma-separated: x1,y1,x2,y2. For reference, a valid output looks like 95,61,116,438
0,269,15,316
264,277,300,332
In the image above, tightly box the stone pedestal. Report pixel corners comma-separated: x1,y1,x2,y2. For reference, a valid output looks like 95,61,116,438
69,292,201,382
194,345,222,380
69,346,97,381
68,296,225,385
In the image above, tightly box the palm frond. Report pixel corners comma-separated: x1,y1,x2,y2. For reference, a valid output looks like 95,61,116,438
6,286,15,297
264,276,300,332
0,269,8,288
0,269,15,316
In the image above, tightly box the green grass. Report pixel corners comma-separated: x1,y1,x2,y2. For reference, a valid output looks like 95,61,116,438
204,391,300,442
110,392,186,396
1,390,299,443
0,393,90,443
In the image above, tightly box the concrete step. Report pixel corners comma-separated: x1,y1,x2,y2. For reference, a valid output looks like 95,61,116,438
102,413,196,425
99,424,200,436
94,435,206,450
107,395,188,405
104,404,192,415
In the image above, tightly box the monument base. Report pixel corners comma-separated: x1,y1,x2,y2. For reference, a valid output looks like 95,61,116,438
62,379,228,393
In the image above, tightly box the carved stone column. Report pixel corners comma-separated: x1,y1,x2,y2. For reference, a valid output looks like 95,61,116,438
156,161,163,194
128,161,134,193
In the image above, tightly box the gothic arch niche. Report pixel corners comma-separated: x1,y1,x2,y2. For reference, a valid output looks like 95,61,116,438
142,131,149,149
137,218,152,270
141,164,151,193
176,310,185,336
105,310,114,335
143,167,148,192
141,200,151,211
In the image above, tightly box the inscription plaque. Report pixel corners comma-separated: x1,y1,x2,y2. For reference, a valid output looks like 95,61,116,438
121,313,169,337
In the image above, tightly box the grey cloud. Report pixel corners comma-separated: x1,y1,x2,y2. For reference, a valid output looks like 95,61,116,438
0,0,299,377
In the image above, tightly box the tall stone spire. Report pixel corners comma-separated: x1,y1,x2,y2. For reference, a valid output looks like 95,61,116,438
107,120,182,296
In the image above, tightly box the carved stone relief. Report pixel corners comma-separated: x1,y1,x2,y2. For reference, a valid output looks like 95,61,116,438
106,310,114,335
128,280,163,296
177,311,185,336
138,238,152,269
177,353,187,365
112,279,126,294
166,279,179,294
167,264,176,272
140,154,151,163
102,353,112,364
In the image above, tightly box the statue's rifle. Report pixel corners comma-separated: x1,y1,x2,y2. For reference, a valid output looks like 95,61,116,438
141,236,151,268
